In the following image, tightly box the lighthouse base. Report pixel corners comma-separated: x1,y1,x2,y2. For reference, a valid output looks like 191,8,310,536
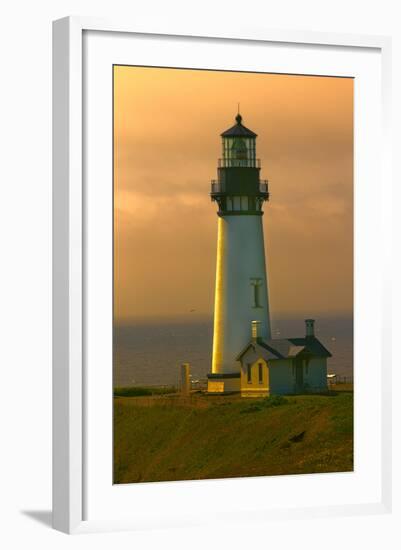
207,372,240,394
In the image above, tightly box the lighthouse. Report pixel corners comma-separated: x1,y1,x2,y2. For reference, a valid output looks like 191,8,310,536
207,113,271,394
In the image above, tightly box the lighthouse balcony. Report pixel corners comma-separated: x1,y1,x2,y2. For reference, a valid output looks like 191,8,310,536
211,180,269,196
218,158,261,168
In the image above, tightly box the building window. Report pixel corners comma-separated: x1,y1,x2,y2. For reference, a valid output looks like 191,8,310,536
258,363,263,384
250,278,263,308
247,364,252,383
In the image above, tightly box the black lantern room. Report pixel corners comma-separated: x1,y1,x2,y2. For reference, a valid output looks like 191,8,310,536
210,114,269,215
220,113,257,168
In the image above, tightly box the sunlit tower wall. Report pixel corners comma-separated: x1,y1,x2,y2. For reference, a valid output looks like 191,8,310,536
210,114,271,375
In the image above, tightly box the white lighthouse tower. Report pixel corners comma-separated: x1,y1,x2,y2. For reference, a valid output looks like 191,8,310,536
207,114,271,393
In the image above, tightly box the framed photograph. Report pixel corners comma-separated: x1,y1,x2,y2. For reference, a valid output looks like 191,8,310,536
52,17,392,534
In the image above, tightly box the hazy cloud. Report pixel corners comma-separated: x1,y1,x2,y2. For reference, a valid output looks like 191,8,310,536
114,67,353,320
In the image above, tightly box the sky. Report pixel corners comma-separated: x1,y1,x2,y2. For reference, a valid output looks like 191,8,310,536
113,66,353,322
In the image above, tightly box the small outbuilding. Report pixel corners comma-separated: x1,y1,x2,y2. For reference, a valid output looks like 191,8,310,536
236,319,331,397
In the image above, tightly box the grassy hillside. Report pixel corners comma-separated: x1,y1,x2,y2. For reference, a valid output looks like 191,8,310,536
114,391,353,484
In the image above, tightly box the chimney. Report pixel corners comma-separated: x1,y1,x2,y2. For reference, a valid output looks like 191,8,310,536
305,319,315,338
252,320,261,342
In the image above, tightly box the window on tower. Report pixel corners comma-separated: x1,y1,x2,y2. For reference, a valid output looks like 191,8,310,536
240,196,249,210
250,278,263,308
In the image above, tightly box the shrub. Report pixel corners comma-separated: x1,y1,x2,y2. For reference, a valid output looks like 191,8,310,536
240,404,263,414
262,394,288,407
240,395,288,414
114,386,176,397
114,387,152,397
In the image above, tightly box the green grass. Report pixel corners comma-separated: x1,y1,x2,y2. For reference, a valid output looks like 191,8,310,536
113,391,353,484
113,386,176,397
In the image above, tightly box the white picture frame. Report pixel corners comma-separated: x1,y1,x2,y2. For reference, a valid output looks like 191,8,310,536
52,16,392,534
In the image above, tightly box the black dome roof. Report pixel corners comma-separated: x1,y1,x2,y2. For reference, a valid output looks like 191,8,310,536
221,114,257,138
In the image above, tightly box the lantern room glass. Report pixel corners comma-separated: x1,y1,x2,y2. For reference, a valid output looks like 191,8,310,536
222,136,256,167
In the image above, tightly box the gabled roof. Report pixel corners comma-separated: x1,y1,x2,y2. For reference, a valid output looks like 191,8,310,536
288,345,306,357
236,336,331,362
221,114,257,138
236,341,278,362
287,337,331,358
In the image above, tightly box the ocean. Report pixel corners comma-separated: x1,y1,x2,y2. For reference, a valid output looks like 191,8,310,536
113,316,353,387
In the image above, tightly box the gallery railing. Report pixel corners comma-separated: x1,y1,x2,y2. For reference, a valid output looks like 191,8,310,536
210,180,269,195
218,158,261,168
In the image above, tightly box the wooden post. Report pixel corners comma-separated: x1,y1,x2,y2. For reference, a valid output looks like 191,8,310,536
180,363,190,396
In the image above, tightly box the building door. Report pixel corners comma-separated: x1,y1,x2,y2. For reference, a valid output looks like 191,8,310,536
295,359,304,391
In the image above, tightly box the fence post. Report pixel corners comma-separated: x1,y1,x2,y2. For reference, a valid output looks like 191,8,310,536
180,363,190,396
